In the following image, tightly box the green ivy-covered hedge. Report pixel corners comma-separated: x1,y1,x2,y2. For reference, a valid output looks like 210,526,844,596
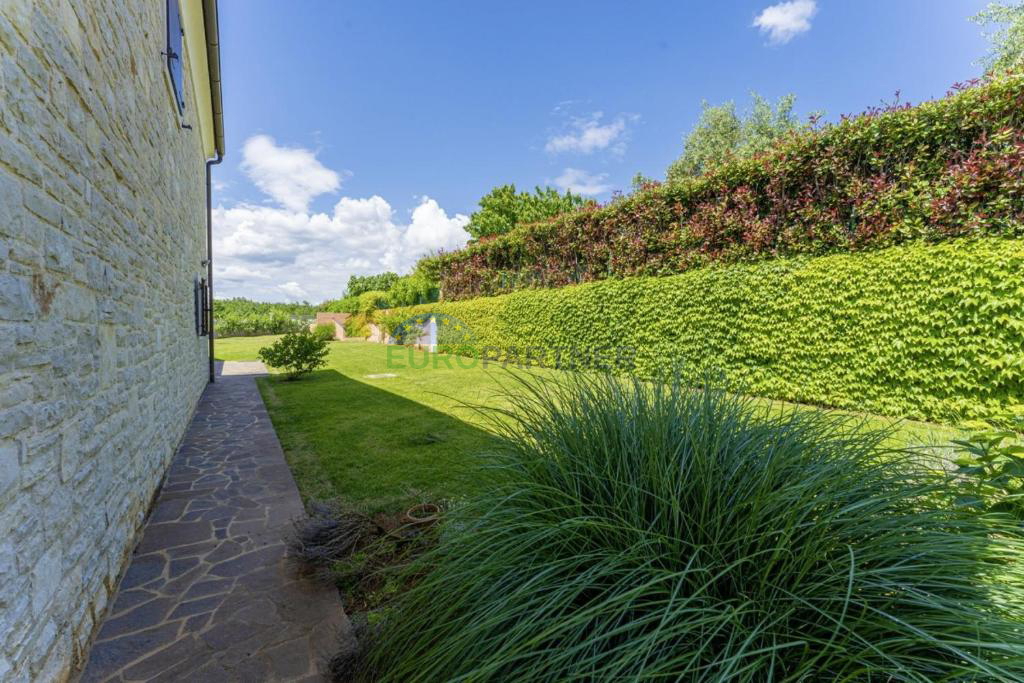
431,77,1024,300
399,238,1024,422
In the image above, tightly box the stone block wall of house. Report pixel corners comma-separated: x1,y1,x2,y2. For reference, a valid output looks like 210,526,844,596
0,0,212,679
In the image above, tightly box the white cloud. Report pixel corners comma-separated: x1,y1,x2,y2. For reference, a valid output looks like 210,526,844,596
553,168,611,196
545,113,628,155
402,197,472,253
753,0,817,44
218,264,270,282
213,195,470,303
278,282,307,300
240,134,341,212
216,133,472,302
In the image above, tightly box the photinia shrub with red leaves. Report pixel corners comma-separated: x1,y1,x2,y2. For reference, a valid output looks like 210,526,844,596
432,75,1024,300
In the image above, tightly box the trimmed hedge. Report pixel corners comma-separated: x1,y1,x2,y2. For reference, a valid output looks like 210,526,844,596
321,290,391,315
432,77,1024,300
399,238,1024,422
214,298,315,338
215,312,308,338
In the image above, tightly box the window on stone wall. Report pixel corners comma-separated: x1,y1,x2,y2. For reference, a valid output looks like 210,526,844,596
166,0,186,114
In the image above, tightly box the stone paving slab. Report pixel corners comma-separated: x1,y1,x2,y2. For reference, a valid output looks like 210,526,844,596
78,362,351,682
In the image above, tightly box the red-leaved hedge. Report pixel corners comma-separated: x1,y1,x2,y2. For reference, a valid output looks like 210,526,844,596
433,76,1024,300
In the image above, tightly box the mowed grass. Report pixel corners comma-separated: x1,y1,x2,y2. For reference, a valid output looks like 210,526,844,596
213,334,282,361
216,337,525,512
214,336,963,513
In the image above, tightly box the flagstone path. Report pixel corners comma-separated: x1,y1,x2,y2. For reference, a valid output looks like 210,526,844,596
78,361,351,682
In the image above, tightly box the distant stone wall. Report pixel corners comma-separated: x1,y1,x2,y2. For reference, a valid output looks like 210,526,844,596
314,312,349,340
0,1,211,680
309,320,344,340
315,312,350,325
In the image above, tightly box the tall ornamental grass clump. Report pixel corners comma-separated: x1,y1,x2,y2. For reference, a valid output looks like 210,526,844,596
365,375,1024,681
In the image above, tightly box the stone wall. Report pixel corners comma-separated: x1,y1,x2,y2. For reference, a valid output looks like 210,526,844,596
0,1,212,679
314,312,350,326
314,312,350,340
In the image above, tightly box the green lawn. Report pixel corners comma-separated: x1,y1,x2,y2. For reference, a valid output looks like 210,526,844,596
214,336,963,513
214,334,282,361
217,337,524,512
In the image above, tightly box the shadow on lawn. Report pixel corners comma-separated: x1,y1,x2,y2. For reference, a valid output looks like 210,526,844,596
257,369,497,513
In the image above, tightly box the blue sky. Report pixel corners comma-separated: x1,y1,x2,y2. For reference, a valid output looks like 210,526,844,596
211,0,993,302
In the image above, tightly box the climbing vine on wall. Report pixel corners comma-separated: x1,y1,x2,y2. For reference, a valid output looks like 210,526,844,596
401,239,1024,423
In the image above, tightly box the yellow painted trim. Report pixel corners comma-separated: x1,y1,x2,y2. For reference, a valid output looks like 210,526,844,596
180,0,216,158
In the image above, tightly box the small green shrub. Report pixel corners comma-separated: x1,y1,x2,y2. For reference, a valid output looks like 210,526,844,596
364,374,1024,681
312,322,336,342
344,314,370,339
257,330,329,380
396,238,1024,422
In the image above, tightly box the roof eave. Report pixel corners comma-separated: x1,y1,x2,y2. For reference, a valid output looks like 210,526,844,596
202,0,224,158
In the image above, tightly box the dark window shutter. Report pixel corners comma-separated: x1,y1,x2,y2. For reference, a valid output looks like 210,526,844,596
200,278,210,337
194,277,211,337
194,277,202,335
166,0,185,114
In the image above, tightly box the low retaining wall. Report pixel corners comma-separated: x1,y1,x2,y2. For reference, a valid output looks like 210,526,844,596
313,312,350,340
315,312,349,325
312,310,432,347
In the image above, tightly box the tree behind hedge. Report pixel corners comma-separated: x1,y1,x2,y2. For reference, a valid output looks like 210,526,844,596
973,2,1024,75
466,184,595,239
346,272,400,298
666,93,811,181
